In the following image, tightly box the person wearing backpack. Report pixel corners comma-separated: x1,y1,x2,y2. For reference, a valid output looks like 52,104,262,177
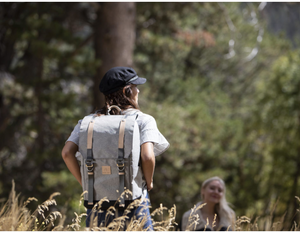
62,67,169,230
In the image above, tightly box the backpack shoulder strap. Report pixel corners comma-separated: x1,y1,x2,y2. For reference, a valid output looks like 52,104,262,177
117,118,126,207
86,118,95,205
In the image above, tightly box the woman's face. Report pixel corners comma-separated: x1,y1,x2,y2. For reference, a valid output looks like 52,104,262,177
131,84,139,104
201,180,224,205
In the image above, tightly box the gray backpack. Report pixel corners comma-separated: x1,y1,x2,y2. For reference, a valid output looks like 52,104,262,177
78,108,144,209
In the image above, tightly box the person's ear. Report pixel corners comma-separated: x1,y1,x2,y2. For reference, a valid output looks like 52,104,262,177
123,85,132,97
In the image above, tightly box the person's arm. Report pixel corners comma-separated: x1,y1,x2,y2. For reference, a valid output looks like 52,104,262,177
141,142,155,191
62,141,82,186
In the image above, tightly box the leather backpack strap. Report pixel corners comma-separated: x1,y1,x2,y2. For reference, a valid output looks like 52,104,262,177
86,120,95,205
117,119,126,207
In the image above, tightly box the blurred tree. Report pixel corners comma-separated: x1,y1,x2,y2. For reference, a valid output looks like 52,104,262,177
0,2,95,210
261,2,300,47
93,2,136,109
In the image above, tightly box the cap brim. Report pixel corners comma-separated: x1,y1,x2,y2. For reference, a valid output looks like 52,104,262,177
130,77,147,85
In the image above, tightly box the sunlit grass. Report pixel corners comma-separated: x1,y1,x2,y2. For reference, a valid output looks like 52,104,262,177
0,181,299,231
0,181,176,231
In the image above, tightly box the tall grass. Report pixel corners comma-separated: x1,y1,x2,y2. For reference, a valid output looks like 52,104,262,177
0,181,299,231
0,181,62,231
0,181,176,231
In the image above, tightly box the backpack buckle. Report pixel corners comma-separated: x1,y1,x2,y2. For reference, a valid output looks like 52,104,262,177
116,159,125,172
85,159,94,172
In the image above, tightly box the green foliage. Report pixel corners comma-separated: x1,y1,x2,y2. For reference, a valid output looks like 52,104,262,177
252,50,300,223
135,2,297,228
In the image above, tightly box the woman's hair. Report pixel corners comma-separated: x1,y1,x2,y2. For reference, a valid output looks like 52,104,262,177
97,84,139,115
201,176,235,228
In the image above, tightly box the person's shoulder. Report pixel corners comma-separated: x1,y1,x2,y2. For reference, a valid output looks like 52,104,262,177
183,202,201,218
123,109,156,127
182,209,192,219
136,111,157,128
76,113,95,126
123,109,155,121
137,111,155,120
184,202,203,218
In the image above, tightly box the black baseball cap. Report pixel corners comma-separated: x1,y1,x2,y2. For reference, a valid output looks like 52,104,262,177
99,67,147,95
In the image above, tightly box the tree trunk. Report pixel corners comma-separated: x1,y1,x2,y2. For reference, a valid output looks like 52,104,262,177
93,2,136,109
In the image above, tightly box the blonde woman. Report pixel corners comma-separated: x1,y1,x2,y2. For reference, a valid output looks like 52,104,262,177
181,177,235,231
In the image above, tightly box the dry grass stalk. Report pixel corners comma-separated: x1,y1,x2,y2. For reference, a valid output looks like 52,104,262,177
212,213,217,228
152,204,177,231
0,181,63,231
85,194,178,231
3,182,300,231
235,216,251,231
66,212,87,231
186,202,206,231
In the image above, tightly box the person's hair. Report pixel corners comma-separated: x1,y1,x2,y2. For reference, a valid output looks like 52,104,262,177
97,84,139,115
201,176,235,228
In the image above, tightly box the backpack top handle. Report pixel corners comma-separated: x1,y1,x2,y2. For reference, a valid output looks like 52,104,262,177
107,105,122,115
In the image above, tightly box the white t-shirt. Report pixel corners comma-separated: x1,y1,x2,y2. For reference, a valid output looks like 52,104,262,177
66,109,170,157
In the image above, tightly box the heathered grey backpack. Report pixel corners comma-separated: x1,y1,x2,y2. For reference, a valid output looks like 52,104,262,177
78,107,144,209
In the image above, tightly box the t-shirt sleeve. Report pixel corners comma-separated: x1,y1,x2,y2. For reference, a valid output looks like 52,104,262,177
139,115,170,157
66,119,82,146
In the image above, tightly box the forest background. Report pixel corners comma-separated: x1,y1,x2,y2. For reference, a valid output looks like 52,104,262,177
1,2,300,230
